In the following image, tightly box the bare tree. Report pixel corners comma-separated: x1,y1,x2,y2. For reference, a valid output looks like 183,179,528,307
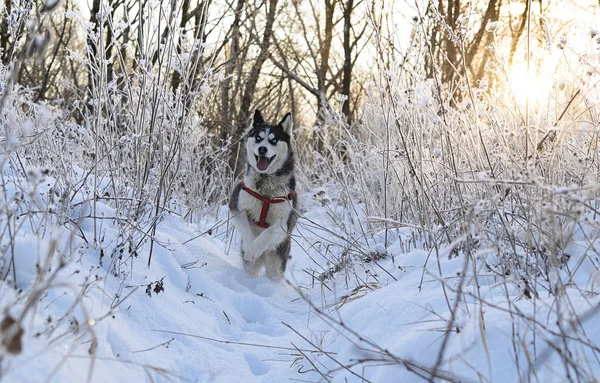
87,0,101,101
176,0,212,114
236,0,278,129
266,0,369,147
467,0,502,81
220,0,245,141
230,0,278,174
0,0,11,65
424,0,505,100
342,0,354,121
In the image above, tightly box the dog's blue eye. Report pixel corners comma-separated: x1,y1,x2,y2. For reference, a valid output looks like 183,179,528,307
269,138,278,145
255,135,262,142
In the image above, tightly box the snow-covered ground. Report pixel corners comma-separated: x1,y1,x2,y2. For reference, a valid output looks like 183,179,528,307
1,171,599,383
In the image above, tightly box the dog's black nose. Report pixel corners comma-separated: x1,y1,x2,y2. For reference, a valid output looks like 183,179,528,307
258,146,267,156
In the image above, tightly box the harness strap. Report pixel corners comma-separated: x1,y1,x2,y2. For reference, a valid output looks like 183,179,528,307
241,181,296,228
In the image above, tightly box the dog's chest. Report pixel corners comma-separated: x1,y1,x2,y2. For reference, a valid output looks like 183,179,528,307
238,182,292,228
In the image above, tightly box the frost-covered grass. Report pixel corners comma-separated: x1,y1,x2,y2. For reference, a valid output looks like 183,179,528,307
1,1,600,382
0,164,599,382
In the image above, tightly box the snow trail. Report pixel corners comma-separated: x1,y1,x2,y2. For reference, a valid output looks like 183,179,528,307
101,214,320,382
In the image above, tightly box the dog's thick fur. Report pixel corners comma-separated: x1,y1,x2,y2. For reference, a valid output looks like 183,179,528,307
229,110,298,280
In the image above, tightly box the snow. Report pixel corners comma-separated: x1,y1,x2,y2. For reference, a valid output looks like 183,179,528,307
1,172,599,382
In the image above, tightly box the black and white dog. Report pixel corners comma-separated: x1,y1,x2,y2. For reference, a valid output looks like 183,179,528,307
229,110,298,281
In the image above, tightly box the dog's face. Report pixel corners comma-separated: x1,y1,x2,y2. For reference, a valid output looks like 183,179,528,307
245,110,293,174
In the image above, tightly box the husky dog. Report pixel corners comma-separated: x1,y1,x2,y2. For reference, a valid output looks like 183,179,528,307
229,110,298,281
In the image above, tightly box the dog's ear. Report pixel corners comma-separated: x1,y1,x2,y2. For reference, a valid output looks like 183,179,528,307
253,110,264,125
279,113,293,135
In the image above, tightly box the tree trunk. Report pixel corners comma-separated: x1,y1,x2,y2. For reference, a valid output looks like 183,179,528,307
151,0,177,66
221,0,245,141
0,0,11,65
342,0,354,122
171,0,191,91
509,0,529,66
105,0,118,85
473,0,502,82
87,0,102,96
181,1,210,113
231,0,278,175
443,0,460,86
87,0,101,108
316,0,334,125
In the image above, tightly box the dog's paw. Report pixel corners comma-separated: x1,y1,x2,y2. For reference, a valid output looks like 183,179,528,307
241,242,251,255
244,241,266,262
243,251,256,262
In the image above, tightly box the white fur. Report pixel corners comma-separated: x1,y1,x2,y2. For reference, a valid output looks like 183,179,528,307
237,171,294,263
231,212,256,254
243,225,288,262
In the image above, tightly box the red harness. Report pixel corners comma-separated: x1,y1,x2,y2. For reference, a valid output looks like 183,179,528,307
241,181,296,228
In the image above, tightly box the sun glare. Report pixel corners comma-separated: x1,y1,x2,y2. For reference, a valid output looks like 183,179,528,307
508,63,545,105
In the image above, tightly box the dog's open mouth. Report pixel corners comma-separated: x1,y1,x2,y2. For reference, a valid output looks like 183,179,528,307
255,155,275,171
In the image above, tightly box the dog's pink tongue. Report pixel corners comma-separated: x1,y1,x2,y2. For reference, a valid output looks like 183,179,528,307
256,156,270,171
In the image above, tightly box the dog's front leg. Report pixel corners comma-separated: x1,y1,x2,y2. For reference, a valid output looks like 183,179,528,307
232,212,256,253
243,222,287,262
